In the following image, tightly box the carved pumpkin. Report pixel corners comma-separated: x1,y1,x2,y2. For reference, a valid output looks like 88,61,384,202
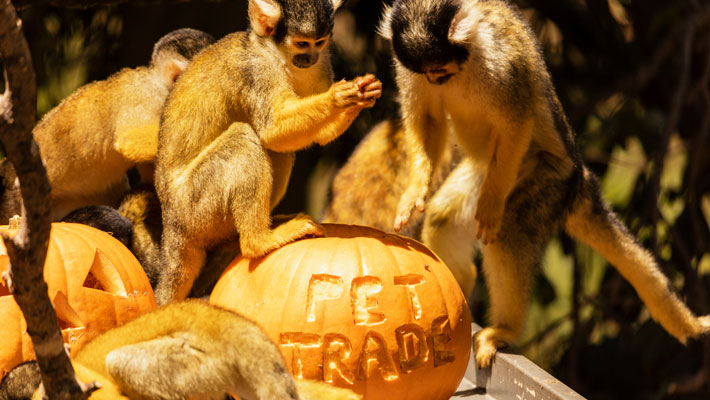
0,222,157,379
210,224,472,400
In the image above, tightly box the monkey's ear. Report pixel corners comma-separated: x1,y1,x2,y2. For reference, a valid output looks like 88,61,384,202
332,0,343,11
377,4,393,40
249,0,281,37
448,2,478,44
160,59,188,86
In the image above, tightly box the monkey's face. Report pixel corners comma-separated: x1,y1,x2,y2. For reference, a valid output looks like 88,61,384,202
285,35,330,69
380,0,470,84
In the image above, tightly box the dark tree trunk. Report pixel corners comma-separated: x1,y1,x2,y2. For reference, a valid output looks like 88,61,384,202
0,0,96,398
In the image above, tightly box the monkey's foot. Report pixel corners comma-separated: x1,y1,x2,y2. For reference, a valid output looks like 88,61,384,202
394,189,427,231
280,213,325,240
474,327,512,369
240,214,324,259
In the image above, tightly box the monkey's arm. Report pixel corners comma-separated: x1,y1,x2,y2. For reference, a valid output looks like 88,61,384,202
394,95,448,231
475,118,533,244
113,119,160,163
260,76,381,152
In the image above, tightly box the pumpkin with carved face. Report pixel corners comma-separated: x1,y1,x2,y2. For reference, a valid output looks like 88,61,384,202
210,224,472,400
0,222,156,379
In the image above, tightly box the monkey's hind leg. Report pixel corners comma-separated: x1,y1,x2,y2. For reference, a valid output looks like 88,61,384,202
475,239,536,369
156,230,207,305
422,159,481,298
213,123,322,259
564,167,710,342
474,171,567,368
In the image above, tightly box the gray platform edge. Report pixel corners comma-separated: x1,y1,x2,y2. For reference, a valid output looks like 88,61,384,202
450,324,586,400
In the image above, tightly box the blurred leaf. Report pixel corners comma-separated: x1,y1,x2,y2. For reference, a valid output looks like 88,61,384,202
698,254,710,276
658,134,687,223
601,136,646,207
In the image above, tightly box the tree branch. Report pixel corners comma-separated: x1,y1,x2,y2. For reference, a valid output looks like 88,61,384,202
0,0,96,398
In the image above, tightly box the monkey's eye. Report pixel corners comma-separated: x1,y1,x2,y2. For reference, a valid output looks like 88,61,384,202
315,39,326,47
295,41,310,49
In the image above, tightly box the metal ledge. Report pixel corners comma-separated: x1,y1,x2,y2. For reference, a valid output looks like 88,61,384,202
452,324,586,400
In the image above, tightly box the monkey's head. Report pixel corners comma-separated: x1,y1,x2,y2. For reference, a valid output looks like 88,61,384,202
380,0,476,85
249,0,343,69
151,28,215,87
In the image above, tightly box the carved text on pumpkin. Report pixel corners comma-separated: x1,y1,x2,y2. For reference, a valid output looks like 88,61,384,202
278,316,455,382
305,274,427,325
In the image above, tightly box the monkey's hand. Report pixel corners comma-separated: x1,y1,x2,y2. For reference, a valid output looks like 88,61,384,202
354,74,382,109
475,192,504,245
331,79,363,108
331,75,382,111
394,187,427,232
316,76,382,147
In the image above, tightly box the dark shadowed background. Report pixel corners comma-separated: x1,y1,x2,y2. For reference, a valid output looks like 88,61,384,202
15,0,710,398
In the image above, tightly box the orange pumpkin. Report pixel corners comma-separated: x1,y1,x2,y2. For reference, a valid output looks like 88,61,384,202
210,224,471,400
0,222,157,379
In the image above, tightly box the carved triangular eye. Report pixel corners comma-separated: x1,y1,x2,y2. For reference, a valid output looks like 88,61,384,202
0,280,9,297
53,291,84,329
83,249,127,297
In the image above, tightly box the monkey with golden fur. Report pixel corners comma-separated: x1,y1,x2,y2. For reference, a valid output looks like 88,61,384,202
154,0,382,305
29,28,214,221
17,301,360,399
374,0,710,368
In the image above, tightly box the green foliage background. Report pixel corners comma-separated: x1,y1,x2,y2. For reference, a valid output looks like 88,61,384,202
16,0,710,398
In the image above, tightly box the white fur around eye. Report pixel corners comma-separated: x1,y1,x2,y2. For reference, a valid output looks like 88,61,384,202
332,0,343,11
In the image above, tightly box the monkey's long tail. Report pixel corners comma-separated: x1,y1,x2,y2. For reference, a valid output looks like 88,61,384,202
563,167,710,343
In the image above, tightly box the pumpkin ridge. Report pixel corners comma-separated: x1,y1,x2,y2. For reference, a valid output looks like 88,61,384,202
46,230,69,298
418,246,449,321
354,235,367,278
279,239,315,339
316,236,343,334
381,239,413,325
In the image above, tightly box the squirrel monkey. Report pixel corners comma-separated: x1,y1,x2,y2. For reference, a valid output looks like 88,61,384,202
154,0,382,304
13,301,360,399
31,28,214,221
379,0,710,368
